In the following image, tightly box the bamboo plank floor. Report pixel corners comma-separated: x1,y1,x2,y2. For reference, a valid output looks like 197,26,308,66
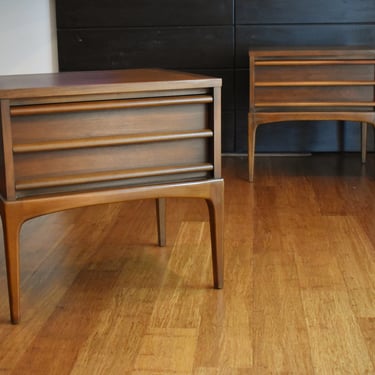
0,153,375,374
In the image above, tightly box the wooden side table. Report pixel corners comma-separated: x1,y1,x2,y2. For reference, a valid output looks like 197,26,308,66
248,47,375,181
0,69,223,323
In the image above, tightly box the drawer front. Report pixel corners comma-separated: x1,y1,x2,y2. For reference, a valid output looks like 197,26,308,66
250,57,375,110
255,64,375,83
12,103,208,143
254,86,374,104
10,94,215,198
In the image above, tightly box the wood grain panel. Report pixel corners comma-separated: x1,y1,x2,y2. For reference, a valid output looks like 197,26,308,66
254,65,375,83
252,213,314,373
57,27,234,71
283,213,374,374
13,139,208,181
236,0,375,24
254,86,374,104
236,25,375,67
11,104,208,144
0,101,10,197
1,156,375,372
56,0,234,27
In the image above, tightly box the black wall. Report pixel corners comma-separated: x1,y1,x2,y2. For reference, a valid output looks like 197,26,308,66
56,0,375,154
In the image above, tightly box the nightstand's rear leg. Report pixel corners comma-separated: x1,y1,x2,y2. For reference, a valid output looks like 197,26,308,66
248,115,257,182
361,122,368,164
206,180,224,289
156,198,166,247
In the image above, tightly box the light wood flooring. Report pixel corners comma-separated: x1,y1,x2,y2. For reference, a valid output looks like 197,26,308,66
0,153,375,374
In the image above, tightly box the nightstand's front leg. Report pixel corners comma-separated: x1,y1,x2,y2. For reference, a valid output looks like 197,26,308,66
248,115,258,182
1,204,22,324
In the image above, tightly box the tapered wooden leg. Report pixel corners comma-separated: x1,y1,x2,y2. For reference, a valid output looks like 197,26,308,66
248,115,257,182
156,198,166,247
361,122,367,164
1,207,22,324
205,181,224,289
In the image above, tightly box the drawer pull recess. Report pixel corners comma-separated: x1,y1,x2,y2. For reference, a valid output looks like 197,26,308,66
13,129,214,153
16,163,214,190
10,95,213,116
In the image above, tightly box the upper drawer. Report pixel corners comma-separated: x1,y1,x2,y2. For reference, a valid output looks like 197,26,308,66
254,64,375,83
56,0,234,27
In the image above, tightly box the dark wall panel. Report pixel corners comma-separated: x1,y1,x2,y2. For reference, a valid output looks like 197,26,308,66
235,69,248,111
236,0,375,24
56,0,234,27
58,27,234,71
222,112,236,153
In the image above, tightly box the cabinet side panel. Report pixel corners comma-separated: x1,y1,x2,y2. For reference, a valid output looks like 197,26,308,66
0,100,15,199
0,102,7,198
